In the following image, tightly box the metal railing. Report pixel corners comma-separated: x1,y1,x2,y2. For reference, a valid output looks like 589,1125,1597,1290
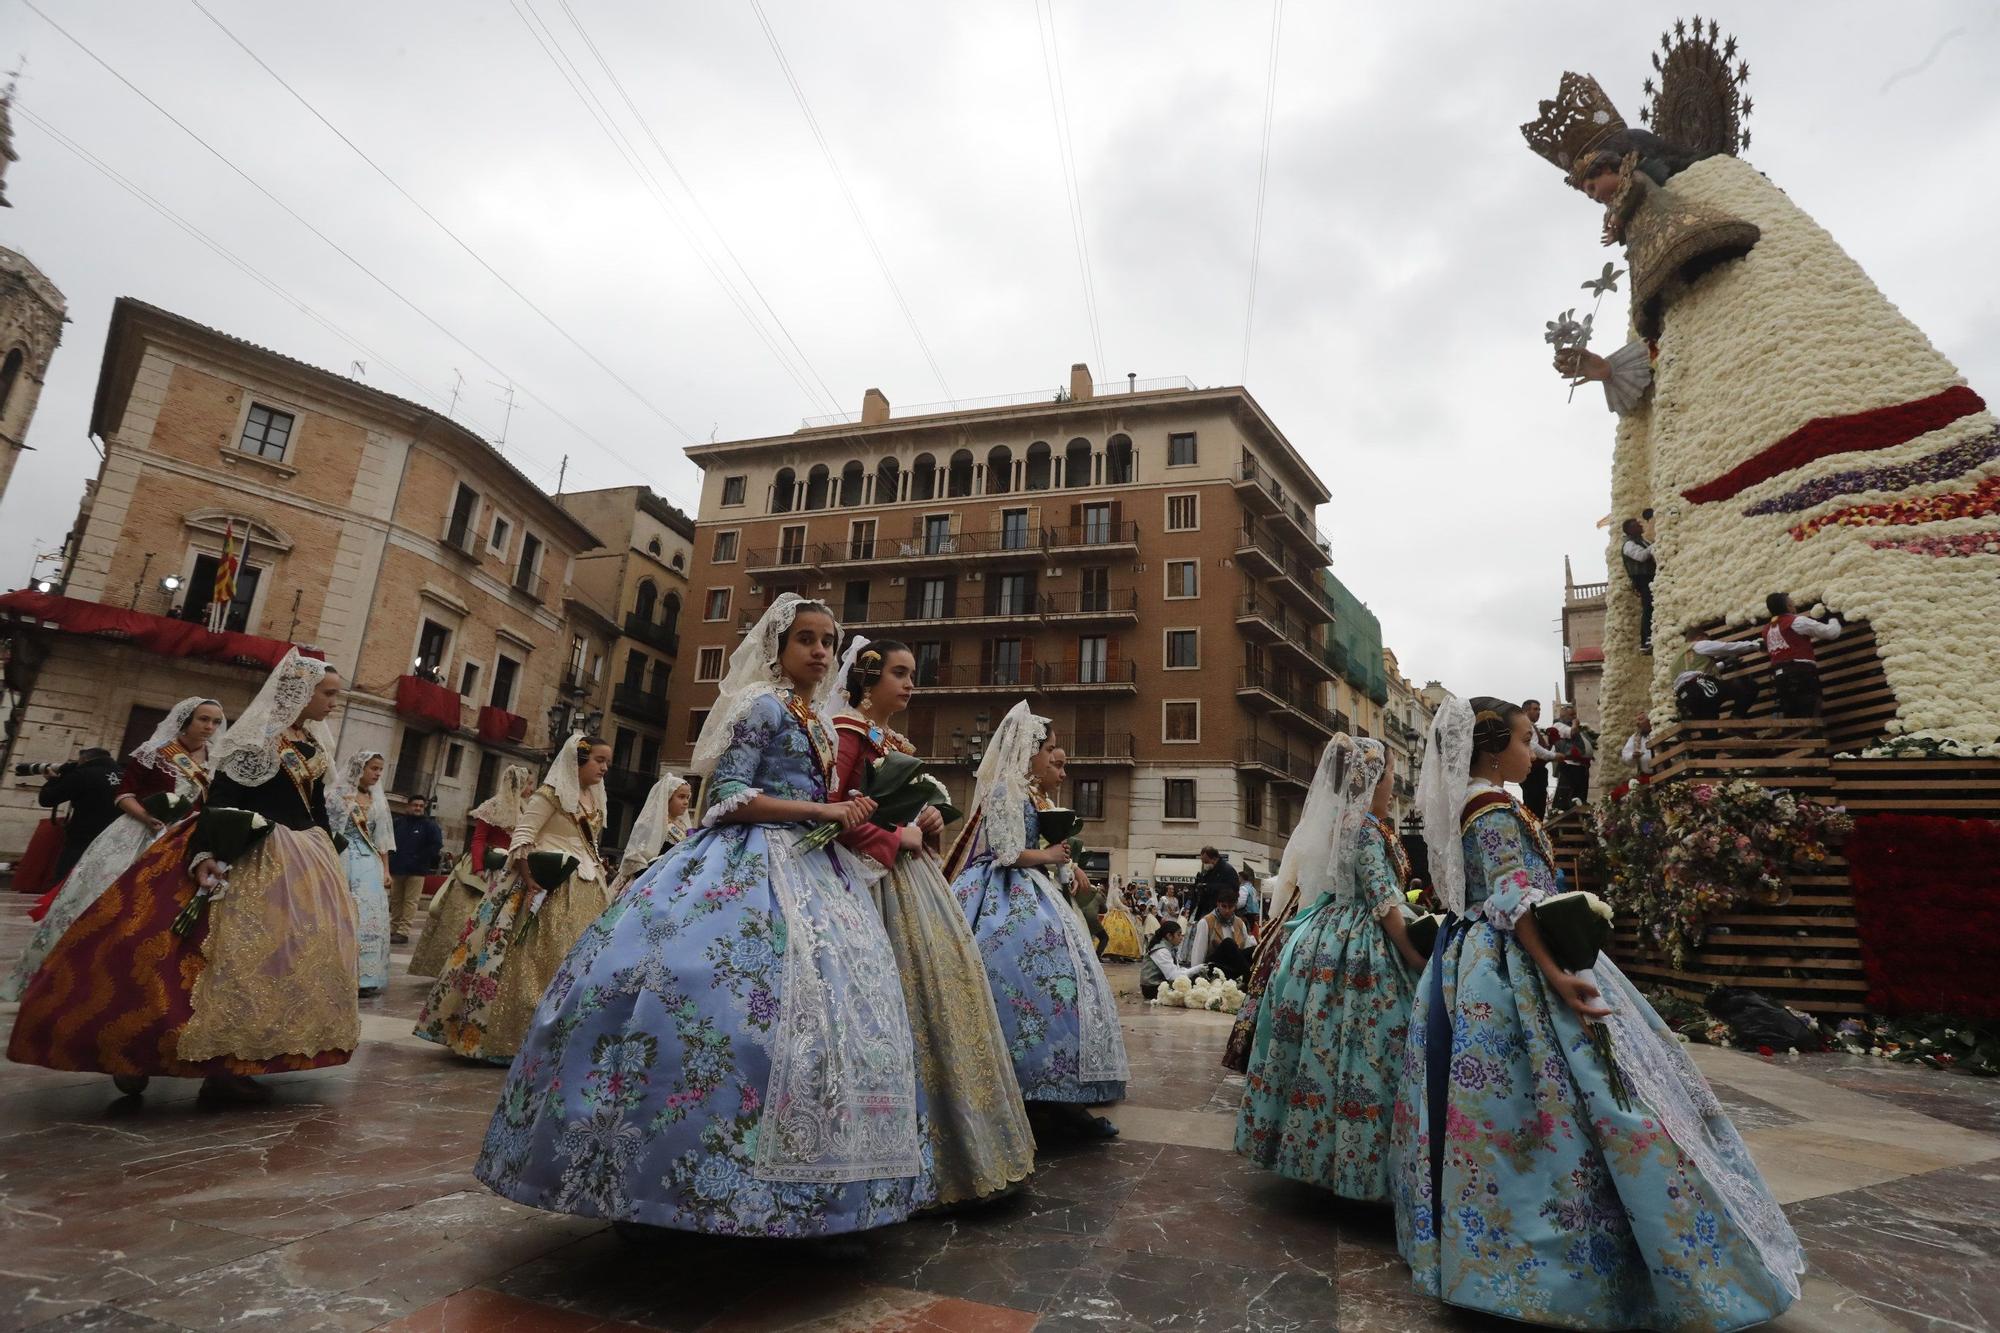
1039,660,1137,688
511,570,549,604
1064,732,1136,763
798,376,1198,429
611,682,669,721
1044,520,1140,549
623,613,679,654
1040,588,1138,617
919,661,1038,690
439,520,481,559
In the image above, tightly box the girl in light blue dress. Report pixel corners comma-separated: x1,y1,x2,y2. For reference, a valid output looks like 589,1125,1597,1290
1236,736,1424,1199
946,701,1127,1138
1391,694,1803,1331
334,750,395,994
475,595,932,1237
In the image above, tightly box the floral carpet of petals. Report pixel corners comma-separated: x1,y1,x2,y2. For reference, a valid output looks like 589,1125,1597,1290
1867,528,2000,559
1743,429,2000,518
1788,474,2000,541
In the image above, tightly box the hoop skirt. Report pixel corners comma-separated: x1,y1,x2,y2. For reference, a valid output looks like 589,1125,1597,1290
1236,824,1414,1199
341,838,391,993
475,693,933,1235
8,793,358,1078
4,815,167,1002
1390,796,1802,1330
1100,903,1142,961
951,801,1128,1105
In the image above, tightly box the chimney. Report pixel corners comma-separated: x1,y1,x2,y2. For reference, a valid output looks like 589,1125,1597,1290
861,387,891,426
1068,363,1093,402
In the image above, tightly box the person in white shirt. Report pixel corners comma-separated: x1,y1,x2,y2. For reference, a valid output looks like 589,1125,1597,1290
1140,921,1198,999
1620,518,1656,652
1520,699,1559,818
1549,704,1595,811
1763,593,1843,719
1674,636,1761,721
1620,713,1655,776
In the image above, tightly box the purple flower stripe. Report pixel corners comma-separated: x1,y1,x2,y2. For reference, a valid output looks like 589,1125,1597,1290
1741,429,2000,517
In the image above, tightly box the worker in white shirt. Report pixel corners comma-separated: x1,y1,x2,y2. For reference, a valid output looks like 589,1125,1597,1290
1620,713,1655,775
1674,636,1761,721
1620,519,1656,653
1763,593,1843,719
1521,699,1560,818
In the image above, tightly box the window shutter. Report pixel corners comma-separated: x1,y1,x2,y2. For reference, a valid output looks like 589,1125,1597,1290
905,580,922,618
1069,503,1082,533
1108,499,1124,532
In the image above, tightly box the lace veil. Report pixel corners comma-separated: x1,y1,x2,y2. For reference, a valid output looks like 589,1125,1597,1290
210,649,336,787
1266,735,1387,919
623,773,692,871
132,696,226,769
469,763,535,829
967,699,1049,870
330,749,395,851
820,632,872,714
690,592,838,780
544,733,603,818
1415,693,1474,915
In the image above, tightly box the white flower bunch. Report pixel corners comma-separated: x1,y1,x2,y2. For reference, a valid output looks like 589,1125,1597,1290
1153,973,1247,1013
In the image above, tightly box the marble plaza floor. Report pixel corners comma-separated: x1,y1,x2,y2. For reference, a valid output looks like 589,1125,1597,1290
2,906,1998,1332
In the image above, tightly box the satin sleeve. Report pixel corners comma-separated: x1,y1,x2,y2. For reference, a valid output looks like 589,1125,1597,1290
1464,808,1557,929
832,727,902,867
511,788,561,853
704,695,781,823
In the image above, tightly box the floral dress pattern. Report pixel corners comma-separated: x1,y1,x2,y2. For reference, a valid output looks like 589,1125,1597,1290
951,799,1127,1104
1389,795,1800,1331
475,692,932,1237
1236,818,1414,1199
336,796,393,993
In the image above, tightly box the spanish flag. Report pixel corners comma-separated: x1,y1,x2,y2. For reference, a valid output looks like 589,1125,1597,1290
209,520,239,631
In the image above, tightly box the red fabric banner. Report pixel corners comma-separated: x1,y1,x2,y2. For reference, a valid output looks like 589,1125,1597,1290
1681,385,1985,506
396,675,464,732
477,705,527,744
0,591,320,670
1846,813,2000,1018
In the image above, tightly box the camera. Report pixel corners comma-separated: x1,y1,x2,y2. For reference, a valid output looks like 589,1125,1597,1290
14,761,68,778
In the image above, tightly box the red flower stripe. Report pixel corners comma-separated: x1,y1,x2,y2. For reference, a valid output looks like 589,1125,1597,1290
1681,384,1986,506
1790,475,2000,540
1868,529,2000,558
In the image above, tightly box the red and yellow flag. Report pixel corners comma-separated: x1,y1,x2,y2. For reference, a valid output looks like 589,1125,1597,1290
209,520,239,630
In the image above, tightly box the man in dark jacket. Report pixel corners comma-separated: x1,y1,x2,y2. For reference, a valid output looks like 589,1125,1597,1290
1191,846,1236,930
387,795,444,944
36,747,122,883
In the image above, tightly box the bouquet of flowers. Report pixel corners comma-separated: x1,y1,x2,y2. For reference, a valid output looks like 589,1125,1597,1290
1531,889,1629,1108
140,791,195,825
799,751,946,851
172,807,277,936
1155,971,1245,1013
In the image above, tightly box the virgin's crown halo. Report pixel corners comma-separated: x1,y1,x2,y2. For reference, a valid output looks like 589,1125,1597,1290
1520,71,1627,183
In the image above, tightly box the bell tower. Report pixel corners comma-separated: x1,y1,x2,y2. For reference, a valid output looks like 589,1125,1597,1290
0,73,67,506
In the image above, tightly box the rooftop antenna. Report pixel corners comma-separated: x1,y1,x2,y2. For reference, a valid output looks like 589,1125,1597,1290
350,360,367,379
555,453,568,496
447,368,465,419
489,378,520,447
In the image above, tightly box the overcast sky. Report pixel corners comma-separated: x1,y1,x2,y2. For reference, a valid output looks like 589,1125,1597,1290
3,1,1996,708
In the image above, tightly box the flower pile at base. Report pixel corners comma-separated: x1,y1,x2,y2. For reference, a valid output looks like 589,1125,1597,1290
1152,974,1245,1014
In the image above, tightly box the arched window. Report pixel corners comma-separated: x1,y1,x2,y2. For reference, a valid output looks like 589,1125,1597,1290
839,460,866,507
911,452,938,501
1065,438,1093,489
1106,434,1134,485
875,455,900,504
1025,441,1052,491
772,467,796,514
804,464,831,511
0,349,21,419
946,449,975,498
662,592,681,632
633,578,658,622
985,445,1013,495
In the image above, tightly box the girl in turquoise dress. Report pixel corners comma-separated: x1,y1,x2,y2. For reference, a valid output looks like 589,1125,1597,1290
1235,735,1425,1199
1391,694,1804,1331
333,750,395,994
475,595,932,1237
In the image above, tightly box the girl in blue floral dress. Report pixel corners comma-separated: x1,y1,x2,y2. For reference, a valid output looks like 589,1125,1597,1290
1236,736,1425,1200
474,595,933,1236
1391,695,1804,1330
946,701,1128,1139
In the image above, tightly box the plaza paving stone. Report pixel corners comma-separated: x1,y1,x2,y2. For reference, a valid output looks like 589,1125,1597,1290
2,904,1996,1331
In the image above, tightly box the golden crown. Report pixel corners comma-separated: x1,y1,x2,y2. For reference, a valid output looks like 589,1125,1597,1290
1521,71,1627,184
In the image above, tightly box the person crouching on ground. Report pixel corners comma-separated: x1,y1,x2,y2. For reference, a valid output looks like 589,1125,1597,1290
1189,892,1254,982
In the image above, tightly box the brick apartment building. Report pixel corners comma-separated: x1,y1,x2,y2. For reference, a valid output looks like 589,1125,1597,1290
0,298,607,861
1562,555,1607,730
671,364,1341,886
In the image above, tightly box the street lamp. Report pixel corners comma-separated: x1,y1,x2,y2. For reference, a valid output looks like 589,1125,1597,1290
160,574,182,593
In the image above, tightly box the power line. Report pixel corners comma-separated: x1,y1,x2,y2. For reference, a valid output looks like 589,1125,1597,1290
554,0,844,415
17,103,489,435
20,0,680,484
1033,0,1107,380
508,0,839,417
1241,0,1284,384
749,0,956,403
187,0,703,444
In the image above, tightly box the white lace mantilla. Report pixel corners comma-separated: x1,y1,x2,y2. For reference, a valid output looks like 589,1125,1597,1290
751,831,920,1184
1026,867,1129,1085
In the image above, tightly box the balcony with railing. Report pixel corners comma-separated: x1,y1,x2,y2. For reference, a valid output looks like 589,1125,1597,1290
623,612,680,655
1233,522,1285,579
1038,659,1138,692
611,681,669,722
829,525,1049,568
605,766,655,801
844,595,1041,633
438,517,482,562
1236,665,1291,713
1288,695,1339,739
1566,581,1610,606
1044,519,1139,555
476,705,528,745
915,661,1039,694
1270,547,1336,620
1039,587,1140,624
510,569,549,605
745,541,823,580
1235,738,1310,787
395,673,464,732
1233,456,1283,516
1064,732,1136,766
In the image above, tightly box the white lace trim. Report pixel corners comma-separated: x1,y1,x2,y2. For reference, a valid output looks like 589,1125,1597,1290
752,831,921,1183
1416,697,1474,915
1026,867,1129,1085
700,786,763,828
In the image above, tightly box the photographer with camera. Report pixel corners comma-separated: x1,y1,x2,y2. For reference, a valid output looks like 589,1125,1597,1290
22,747,122,885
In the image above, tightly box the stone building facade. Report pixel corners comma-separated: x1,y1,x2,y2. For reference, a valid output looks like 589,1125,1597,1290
672,364,1338,886
0,246,65,506
0,298,602,860
1381,647,1436,827
1562,556,1608,731
557,484,695,848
